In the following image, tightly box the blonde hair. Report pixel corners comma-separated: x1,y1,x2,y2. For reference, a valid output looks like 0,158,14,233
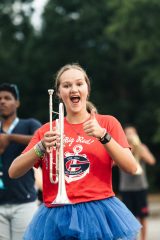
86,101,98,113
54,63,91,97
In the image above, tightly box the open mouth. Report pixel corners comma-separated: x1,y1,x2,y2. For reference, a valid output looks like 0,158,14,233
70,96,80,103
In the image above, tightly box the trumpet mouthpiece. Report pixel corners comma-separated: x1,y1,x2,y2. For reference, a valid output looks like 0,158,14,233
48,89,54,95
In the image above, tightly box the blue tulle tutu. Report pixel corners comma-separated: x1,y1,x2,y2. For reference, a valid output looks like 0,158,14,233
23,197,141,240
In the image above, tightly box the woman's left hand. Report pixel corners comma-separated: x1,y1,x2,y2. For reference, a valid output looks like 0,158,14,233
83,110,105,139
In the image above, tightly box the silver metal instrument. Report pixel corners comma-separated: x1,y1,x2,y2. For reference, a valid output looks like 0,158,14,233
48,89,58,184
48,89,71,205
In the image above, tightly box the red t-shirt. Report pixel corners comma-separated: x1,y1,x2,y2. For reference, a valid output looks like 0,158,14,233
23,114,129,207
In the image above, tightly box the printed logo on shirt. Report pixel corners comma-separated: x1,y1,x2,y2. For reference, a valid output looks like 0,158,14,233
64,135,94,147
64,144,90,183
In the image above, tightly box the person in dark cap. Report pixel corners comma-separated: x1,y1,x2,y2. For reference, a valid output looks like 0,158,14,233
0,83,42,240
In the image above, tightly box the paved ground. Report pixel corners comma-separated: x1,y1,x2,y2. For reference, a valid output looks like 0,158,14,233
138,194,160,240
146,216,160,240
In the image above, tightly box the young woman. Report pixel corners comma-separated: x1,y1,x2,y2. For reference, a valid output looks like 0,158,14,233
9,64,141,240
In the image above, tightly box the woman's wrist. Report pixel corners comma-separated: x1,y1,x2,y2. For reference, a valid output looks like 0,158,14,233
33,141,46,159
99,128,112,144
41,140,46,150
99,128,106,140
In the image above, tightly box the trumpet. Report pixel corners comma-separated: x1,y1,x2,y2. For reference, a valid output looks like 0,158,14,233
48,89,71,205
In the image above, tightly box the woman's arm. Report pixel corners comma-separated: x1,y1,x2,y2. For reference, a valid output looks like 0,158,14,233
9,127,60,179
0,133,33,154
9,148,40,178
103,137,137,174
140,144,156,165
83,110,138,174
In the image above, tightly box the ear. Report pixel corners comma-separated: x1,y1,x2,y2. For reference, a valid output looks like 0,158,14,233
16,100,20,109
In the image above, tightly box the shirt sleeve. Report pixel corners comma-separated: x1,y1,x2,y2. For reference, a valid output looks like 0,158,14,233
22,123,50,168
104,116,130,148
22,128,43,168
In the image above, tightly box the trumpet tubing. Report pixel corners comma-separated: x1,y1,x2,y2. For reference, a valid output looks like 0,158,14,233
48,89,58,184
48,89,71,205
52,103,71,205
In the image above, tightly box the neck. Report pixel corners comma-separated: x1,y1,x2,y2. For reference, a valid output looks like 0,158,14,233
66,110,90,124
1,114,17,131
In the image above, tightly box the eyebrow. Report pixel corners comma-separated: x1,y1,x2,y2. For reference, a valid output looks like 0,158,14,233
62,78,85,83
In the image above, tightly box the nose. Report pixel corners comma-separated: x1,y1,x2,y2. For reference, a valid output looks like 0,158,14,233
70,84,78,93
0,98,5,104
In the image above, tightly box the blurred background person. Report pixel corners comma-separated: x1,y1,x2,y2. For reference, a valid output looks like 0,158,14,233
0,83,42,240
119,124,156,240
34,167,43,205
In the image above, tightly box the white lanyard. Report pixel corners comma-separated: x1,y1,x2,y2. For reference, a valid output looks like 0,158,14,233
0,117,19,134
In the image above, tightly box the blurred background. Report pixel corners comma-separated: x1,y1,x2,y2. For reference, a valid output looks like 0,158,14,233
1,0,160,193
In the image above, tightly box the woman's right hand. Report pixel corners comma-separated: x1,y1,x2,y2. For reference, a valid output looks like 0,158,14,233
42,127,60,153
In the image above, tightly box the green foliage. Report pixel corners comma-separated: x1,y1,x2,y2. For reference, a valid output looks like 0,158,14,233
0,0,34,99
105,0,160,140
